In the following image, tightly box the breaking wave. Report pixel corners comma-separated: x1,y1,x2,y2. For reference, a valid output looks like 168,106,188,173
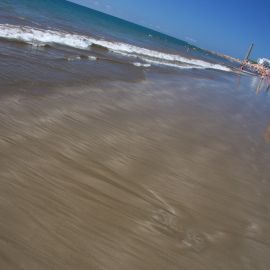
133,62,151,68
65,55,97,61
0,24,231,72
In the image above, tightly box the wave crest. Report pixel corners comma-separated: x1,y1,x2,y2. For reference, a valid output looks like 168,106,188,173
0,24,231,72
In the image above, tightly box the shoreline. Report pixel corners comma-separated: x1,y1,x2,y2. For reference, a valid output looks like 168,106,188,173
207,49,270,78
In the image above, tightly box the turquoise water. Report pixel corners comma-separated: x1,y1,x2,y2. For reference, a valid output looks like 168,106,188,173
0,0,236,89
0,0,191,51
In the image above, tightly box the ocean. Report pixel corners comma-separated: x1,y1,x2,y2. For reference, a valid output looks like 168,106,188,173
0,0,236,91
1,1,270,270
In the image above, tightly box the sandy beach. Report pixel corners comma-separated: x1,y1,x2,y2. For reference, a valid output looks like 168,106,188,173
1,71,270,269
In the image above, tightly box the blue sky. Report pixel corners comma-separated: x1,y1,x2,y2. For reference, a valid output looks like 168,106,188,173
69,0,270,59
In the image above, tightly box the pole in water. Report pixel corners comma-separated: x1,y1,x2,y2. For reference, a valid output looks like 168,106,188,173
245,43,254,61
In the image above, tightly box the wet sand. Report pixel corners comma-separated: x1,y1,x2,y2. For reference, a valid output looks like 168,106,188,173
1,72,270,269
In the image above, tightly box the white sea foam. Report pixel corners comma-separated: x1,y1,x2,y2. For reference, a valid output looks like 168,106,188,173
88,56,97,61
0,24,93,49
133,62,151,68
0,24,231,72
67,55,97,61
67,56,81,61
140,58,203,69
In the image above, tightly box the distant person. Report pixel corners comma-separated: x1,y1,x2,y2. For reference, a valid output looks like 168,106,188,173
240,60,248,71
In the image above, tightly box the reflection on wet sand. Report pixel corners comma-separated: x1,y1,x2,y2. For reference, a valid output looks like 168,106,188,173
255,76,270,95
264,124,270,143
240,73,270,96
256,77,264,94
0,73,270,270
